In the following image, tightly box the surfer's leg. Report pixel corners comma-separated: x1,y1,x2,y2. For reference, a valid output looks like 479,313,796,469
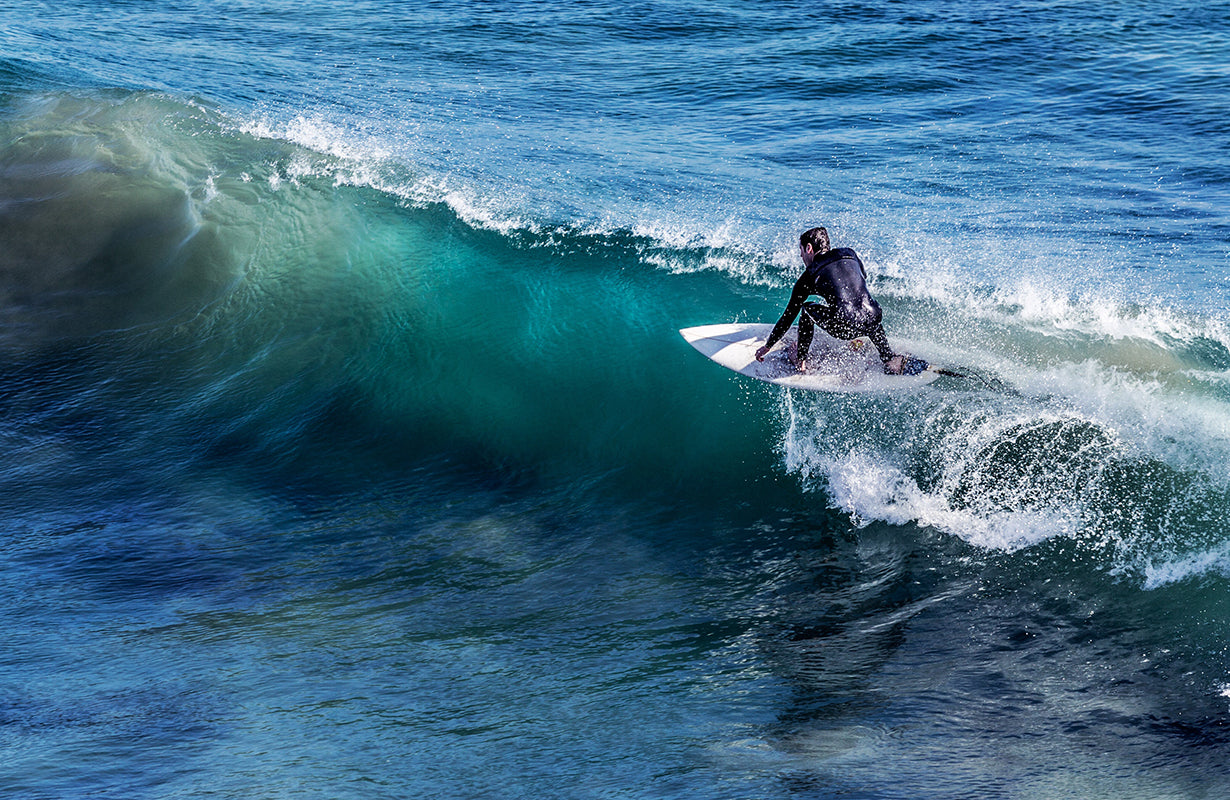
867,323,908,373
797,303,825,366
867,323,895,364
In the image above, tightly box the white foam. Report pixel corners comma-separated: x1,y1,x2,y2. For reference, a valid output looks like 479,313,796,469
780,393,1085,553
1141,546,1230,589
236,111,532,232
778,342,1230,589
807,449,1073,552
1016,360,1230,480
238,112,393,166
879,262,1230,352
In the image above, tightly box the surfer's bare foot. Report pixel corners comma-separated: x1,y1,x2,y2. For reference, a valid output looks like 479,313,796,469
884,354,906,375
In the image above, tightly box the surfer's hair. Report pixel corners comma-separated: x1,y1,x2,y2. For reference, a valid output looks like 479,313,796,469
800,227,830,253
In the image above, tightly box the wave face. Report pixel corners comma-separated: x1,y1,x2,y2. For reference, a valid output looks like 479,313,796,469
4,2,1230,797
0,91,788,505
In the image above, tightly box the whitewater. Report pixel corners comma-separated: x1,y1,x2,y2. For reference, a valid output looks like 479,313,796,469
2,1,1230,798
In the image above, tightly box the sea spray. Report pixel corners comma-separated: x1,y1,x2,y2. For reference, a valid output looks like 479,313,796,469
779,349,1230,586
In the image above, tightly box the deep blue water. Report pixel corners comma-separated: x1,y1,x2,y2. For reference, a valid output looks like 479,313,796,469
2,1,1230,797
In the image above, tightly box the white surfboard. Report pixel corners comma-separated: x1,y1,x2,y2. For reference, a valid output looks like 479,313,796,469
680,322,942,393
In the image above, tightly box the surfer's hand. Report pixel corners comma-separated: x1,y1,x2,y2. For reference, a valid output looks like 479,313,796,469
755,345,770,362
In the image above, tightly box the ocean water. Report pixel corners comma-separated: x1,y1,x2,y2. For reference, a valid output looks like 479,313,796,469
2,1,1230,797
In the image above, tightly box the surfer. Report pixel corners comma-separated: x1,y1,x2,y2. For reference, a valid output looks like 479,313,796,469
755,227,907,374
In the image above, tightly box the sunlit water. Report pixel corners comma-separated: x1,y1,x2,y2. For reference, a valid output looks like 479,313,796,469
2,1,1230,797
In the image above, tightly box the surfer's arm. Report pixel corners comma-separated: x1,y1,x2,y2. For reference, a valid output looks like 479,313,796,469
755,278,810,361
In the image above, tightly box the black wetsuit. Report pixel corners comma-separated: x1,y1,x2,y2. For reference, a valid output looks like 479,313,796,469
763,247,895,365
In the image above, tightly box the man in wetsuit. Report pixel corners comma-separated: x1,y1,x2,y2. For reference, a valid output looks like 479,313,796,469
755,227,907,374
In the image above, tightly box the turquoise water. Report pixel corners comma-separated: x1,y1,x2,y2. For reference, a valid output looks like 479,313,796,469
2,2,1230,797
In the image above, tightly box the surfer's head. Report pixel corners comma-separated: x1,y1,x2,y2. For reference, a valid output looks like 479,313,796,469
800,227,830,256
